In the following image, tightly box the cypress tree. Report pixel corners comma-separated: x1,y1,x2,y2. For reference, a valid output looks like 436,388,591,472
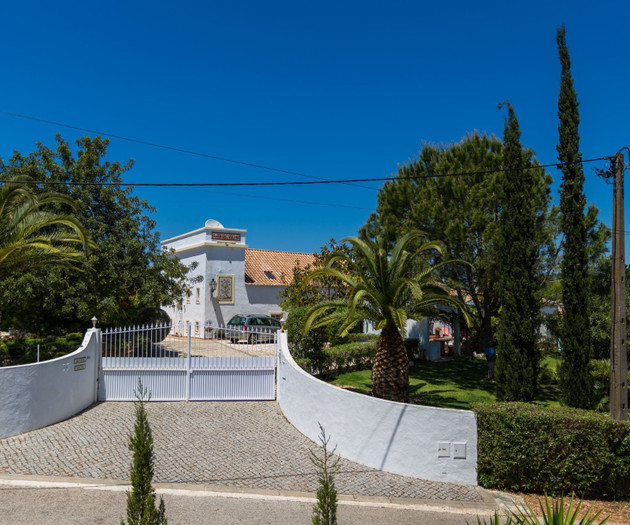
310,424,340,525
495,103,542,401
122,380,167,525
556,25,593,407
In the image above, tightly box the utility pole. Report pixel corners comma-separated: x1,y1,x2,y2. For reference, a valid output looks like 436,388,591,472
610,151,628,421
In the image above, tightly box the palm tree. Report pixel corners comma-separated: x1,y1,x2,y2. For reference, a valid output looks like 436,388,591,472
0,183,90,281
304,231,470,403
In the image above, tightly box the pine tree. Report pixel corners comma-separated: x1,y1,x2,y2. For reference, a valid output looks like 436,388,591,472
122,380,167,525
310,424,340,525
495,103,543,401
361,134,552,355
556,25,593,408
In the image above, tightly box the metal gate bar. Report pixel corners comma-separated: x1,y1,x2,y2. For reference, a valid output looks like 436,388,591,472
99,323,277,401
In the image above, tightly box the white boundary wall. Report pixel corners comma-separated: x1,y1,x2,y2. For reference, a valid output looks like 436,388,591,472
0,329,100,439
277,331,478,485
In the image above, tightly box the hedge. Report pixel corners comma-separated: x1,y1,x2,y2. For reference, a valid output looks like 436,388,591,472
345,333,379,343
323,341,376,377
475,402,630,500
0,333,84,367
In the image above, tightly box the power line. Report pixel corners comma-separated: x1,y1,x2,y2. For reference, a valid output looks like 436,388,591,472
1,156,610,188
172,186,373,211
0,109,378,191
0,109,610,190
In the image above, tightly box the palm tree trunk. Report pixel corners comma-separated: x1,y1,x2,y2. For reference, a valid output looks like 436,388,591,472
372,323,409,402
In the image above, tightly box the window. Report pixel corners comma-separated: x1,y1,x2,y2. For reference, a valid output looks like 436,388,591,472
216,274,235,305
264,270,276,280
195,321,200,335
195,287,200,304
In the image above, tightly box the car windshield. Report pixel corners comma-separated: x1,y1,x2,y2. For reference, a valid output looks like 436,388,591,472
228,317,245,326
244,316,281,328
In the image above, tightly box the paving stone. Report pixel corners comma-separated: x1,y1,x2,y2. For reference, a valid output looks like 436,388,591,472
0,401,481,502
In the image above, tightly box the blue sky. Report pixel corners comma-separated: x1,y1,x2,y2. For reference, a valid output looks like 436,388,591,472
1,1,628,254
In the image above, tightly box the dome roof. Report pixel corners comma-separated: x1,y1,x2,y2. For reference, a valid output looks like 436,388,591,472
204,219,224,228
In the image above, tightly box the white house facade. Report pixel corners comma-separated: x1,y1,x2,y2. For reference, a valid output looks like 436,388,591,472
161,219,315,336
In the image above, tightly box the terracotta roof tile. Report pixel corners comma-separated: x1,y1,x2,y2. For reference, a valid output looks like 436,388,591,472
245,248,316,286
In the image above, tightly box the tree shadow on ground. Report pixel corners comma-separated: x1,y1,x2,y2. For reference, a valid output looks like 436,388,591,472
412,391,470,410
333,356,562,408
409,358,494,392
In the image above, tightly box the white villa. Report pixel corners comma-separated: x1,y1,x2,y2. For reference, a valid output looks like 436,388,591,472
161,220,315,336
161,219,461,360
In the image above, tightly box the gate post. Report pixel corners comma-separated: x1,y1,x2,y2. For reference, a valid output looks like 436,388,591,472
91,325,102,403
186,322,192,401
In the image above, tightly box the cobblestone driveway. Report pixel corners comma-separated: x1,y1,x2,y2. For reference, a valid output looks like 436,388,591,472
0,402,480,502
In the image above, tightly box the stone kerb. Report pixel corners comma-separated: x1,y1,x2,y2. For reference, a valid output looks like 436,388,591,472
0,329,100,439
276,331,478,485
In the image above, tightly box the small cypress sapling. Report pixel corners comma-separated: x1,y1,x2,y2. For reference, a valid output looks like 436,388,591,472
122,379,167,525
310,424,340,525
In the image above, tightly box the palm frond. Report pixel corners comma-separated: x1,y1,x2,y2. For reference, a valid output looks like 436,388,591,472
300,231,471,359
0,183,90,279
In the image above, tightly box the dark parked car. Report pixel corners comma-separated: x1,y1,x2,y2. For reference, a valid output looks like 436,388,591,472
226,315,282,344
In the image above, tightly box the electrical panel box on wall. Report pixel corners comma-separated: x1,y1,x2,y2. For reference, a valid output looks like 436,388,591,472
453,442,467,459
437,441,451,458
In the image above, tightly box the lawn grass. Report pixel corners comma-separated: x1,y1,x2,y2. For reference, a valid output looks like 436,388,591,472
331,354,562,410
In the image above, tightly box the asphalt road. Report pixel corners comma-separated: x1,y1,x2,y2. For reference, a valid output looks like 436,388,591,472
0,478,504,525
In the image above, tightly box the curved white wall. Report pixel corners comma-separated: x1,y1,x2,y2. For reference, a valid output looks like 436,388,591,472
0,329,100,439
277,331,477,485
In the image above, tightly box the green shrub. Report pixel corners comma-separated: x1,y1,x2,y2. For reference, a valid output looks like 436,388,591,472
475,402,630,500
286,311,377,378
324,319,346,348
0,332,85,366
294,357,312,373
323,342,376,378
285,307,328,375
0,341,9,362
5,338,27,360
469,494,610,525
346,332,379,343
64,332,84,344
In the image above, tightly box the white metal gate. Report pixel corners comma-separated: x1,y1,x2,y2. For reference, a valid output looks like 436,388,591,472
98,323,277,401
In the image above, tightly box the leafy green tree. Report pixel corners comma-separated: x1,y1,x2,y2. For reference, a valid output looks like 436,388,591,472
586,258,630,362
362,133,552,353
304,232,470,402
280,238,352,310
495,103,545,401
280,239,354,371
0,136,197,333
0,183,89,281
556,25,593,407
123,380,167,525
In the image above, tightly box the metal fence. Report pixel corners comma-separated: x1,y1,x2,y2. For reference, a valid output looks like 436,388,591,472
99,322,277,401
